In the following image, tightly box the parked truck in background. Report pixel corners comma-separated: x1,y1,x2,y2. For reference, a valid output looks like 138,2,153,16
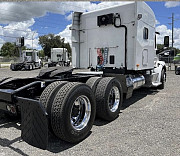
45,48,70,67
10,50,42,71
0,2,166,149
173,53,180,74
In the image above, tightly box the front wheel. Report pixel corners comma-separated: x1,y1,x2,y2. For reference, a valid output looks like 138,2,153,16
158,69,166,89
51,82,96,143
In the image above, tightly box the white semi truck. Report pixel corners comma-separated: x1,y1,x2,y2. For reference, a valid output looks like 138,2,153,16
46,48,70,67
10,50,42,71
0,2,166,149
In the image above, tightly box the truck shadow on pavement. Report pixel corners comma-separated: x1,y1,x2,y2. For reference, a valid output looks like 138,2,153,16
47,134,80,153
0,113,88,154
0,88,159,154
0,115,28,156
46,88,160,152
94,87,159,126
122,88,159,110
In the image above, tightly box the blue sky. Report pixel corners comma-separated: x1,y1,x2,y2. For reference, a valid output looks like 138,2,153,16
147,2,180,29
0,1,180,49
31,2,180,36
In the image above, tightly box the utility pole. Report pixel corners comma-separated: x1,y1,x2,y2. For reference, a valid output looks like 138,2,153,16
168,13,175,56
172,13,174,48
32,31,36,51
168,13,174,48
168,13,175,71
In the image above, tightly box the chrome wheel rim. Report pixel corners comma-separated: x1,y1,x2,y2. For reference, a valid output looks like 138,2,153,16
108,86,120,112
70,95,91,130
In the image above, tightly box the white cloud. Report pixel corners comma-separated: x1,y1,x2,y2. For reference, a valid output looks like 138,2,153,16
0,2,65,24
0,38,5,49
66,12,73,21
1,1,180,51
156,20,160,25
64,1,133,21
0,18,39,49
0,1,133,24
165,2,180,8
58,24,71,44
0,1,133,50
156,25,180,49
25,38,39,49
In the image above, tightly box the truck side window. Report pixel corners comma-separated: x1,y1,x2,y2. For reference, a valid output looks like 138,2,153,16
143,27,148,39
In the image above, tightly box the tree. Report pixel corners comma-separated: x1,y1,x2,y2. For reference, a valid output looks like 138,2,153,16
157,44,180,55
157,44,164,50
0,42,16,57
0,42,27,57
39,50,45,58
64,42,72,60
38,34,71,58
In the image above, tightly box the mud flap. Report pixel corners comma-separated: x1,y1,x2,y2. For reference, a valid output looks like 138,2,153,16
17,97,48,149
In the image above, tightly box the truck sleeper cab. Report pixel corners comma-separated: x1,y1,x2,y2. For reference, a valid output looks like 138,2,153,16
0,2,166,150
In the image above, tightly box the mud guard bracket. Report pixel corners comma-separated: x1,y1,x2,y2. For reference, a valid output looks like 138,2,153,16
17,97,48,150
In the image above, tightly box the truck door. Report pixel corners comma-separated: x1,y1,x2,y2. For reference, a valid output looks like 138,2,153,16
142,49,148,66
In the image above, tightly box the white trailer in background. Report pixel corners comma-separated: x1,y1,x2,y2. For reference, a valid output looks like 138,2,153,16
51,48,68,62
46,48,70,67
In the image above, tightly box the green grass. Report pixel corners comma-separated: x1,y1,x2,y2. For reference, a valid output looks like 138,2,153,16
0,62,11,64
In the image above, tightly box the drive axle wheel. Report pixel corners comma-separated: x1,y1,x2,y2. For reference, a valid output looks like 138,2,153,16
40,81,68,133
51,82,96,143
108,86,120,112
95,77,122,121
71,95,91,131
86,77,102,93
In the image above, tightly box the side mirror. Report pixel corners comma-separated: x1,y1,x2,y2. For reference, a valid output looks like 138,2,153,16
164,36,169,47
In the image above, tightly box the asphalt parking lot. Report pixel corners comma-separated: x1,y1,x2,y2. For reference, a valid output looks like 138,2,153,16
0,68,179,156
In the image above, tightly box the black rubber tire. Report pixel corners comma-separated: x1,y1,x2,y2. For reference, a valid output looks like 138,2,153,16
95,77,123,121
32,64,34,70
51,82,96,143
27,65,30,70
158,69,165,89
86,77,102,93
40,81,68,132
175,70,180,75
10,64,17,71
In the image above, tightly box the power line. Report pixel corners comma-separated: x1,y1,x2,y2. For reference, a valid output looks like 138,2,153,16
1,26,49,36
